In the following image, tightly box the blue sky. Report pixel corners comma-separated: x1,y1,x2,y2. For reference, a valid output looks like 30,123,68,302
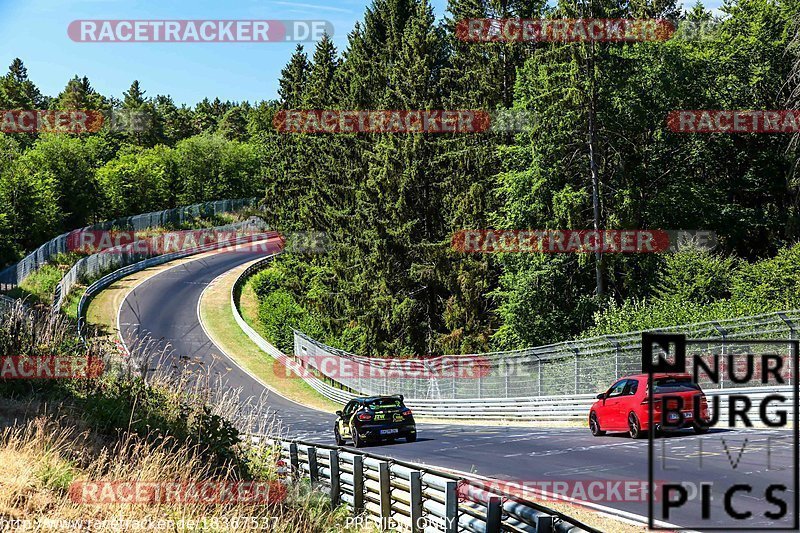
0,0,717,107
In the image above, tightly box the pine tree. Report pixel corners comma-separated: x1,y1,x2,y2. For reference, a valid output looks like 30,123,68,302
218,106,249,141
122,80,146,108
0,58,43,109
278,45,310,109
54,75,106,110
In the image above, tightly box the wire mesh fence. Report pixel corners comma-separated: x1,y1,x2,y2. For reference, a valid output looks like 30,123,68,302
54,216,270,311
293,310,800,400
0,198,257,289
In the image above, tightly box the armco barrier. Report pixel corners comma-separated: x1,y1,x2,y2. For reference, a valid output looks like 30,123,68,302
261,435,596,533
232,259,797,421
0,198,257,289
59,217,268,312
77,229,277,341
0,294,14,311
231,255,357,405
405,386,794,422
294,311,800,399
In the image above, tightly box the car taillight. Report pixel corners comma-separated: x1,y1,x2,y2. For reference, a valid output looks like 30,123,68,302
401,409,413,417
357,412,373,421
641,397,661,410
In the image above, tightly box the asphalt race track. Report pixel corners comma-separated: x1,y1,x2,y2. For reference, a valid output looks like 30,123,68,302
118,247,798,531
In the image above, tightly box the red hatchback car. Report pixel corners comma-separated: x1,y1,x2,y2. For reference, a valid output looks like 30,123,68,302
589,373,710,438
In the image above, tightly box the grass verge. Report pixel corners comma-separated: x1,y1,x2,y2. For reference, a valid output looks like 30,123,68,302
199,261,340,413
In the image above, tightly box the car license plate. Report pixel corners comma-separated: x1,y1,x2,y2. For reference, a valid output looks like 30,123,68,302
684,411,693,419
380,428,399,435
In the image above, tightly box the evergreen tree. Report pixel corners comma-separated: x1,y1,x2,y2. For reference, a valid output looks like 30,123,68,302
278,45,310,108
0,58,43,109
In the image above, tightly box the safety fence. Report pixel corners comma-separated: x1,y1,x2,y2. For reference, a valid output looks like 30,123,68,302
76,230,277,341
293,312,800,400
261,435,595,533
58,216,269,312
0,198,257,290
229,257,797,421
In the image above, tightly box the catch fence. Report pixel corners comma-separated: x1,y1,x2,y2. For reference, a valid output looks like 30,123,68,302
0,198,257,290
294,311,800,400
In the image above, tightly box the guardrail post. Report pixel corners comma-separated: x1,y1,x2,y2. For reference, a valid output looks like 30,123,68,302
353,455,365,514
573,348,580,394
378,461,391,529
504,362,509,398
308,446,319,485
535,514,554,533
289,443,299,478
445,481,458,533
538,358,542,396
329,450,340,507
609,337,621,378
778,312,797,341
486,496,502,533
712,322,727,388
410,471,423,533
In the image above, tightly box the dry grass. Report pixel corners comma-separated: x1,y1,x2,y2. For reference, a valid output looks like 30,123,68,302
0,408,373,532
544,500,652,533
0,302,374,532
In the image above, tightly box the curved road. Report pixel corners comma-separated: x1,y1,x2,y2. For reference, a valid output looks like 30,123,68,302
118,247,796,531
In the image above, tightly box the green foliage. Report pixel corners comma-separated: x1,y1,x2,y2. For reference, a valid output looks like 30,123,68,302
96,145,178,217
173,134,261,205
257,289,325,353
3,0,800,357
250,267,286,299
653,249,737,304
587,245,800,337
35,457,77,491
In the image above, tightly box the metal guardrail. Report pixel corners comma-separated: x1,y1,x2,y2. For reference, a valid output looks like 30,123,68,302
261,435,596,533
294,311,800,400
0,294,14,312
0,198,257,289
76,229,277,342
60,217,268,312
231,258,797,421
231,255,358,405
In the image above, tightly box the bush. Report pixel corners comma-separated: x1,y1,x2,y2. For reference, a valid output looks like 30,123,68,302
250,267,285,299
258,289,324,353
585,244,800,337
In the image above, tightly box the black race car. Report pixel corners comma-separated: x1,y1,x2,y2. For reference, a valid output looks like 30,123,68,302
334,395,417,447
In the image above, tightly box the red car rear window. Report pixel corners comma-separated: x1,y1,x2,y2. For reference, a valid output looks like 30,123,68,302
653,377,701,394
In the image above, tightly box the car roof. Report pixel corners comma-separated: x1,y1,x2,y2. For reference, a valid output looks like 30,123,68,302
621,373,693,380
